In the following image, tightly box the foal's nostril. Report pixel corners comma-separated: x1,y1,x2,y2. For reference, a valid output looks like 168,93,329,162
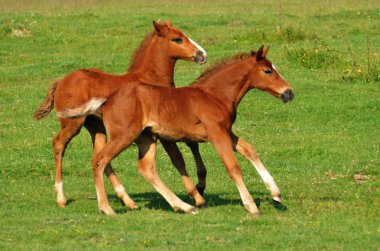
281,89,295,103
194,50,207,64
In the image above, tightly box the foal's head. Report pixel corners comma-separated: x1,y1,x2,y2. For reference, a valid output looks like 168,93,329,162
248,46,294,103
153,20,207,64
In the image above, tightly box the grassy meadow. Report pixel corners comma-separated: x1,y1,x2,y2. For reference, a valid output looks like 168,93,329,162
0,0,379,250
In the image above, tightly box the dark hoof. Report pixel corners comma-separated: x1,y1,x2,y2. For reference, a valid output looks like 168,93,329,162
196,185,205,196
196,202,207,209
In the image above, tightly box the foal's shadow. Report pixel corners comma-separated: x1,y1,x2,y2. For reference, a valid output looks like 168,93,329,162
254,197,288,212
65,199,76,206
108,192,288,213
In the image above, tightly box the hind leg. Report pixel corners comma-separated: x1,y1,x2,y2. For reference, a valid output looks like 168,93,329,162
138,135,197,214
160,140,205,207
92,137,134,215
84,116,137,209
186,142,207,196
53,117,85,207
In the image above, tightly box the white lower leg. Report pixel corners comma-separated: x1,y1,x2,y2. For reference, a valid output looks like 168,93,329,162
234,178,260,216
95,186,115,215
148,176,197,214
114,184,137,209
55,181,67,207
249,159,281,201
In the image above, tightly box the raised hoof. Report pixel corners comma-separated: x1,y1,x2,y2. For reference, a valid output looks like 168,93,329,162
272,195,282,203
196,185,205,196
56,201,67,208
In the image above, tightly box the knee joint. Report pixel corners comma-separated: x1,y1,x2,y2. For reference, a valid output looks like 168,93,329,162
227,166,242,180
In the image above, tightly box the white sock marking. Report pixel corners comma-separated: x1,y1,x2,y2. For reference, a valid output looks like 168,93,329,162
249,159,280,195
114,185,126,196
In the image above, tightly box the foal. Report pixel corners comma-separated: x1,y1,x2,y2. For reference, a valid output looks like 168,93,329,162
63,46,294,216
34,20,208,209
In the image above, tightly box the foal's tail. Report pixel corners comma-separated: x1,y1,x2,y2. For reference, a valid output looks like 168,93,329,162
33,81,59,120
56,98,107,119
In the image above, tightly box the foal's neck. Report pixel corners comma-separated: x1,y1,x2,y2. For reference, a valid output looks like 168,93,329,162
196,61,251,110
128,36,176,87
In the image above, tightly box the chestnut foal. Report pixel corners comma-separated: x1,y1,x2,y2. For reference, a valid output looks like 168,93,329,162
34,20,208,209
63,46,294,216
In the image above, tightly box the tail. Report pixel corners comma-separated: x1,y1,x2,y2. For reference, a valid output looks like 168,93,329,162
56,98,107,119
33,81,59,120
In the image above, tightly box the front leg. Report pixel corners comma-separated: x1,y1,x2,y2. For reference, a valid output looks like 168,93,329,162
208,127,260,217
85,116,137,209
231,133,281,202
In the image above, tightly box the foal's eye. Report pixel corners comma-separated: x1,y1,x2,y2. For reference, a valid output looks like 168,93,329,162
264,69,272,75
171,37,183,44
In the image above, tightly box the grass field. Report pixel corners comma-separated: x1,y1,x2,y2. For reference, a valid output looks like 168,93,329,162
0,0,379,250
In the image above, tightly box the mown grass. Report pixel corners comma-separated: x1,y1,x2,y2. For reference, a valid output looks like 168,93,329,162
0,0,379,250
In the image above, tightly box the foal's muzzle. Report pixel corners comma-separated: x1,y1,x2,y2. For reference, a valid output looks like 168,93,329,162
194,50,207,64
281,89,294,103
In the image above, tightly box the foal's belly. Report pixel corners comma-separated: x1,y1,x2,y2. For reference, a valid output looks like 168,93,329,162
148,122,207,142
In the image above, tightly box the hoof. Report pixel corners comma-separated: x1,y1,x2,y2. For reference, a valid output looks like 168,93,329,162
196,201,207,209
120,195,138,210
196,185,205,196
100,207,116,216
272,195,282,203
125,202,138,210
186,207,199,215
249,212,260,218
127,204,138,210
56,201,67,208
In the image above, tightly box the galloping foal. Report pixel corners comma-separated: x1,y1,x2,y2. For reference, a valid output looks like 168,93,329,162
62,46,295,216
34,20,208,209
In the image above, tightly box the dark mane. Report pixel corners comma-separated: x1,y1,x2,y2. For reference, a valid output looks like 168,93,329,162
127,32,154,71
194,52,251,83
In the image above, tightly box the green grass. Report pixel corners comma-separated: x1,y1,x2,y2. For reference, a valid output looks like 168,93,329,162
0,0,379,250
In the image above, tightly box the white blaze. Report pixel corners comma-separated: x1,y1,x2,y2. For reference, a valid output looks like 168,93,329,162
188,36,207,57
272,64,288,82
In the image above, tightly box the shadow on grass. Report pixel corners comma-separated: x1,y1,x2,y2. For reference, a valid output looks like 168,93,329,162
105,191,289,213
65,198,76,206
254,198,288,212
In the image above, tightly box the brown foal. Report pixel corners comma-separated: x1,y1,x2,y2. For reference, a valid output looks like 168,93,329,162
34,20,208,209
62,46,295,216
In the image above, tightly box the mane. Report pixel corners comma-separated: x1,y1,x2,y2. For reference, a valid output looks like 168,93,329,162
194,52,251,83
127,31,154,71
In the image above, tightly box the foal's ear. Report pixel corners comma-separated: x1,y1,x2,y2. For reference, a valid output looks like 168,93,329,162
153,20,168,36
164,19,172,27
262,45,270,58
255,45,265,61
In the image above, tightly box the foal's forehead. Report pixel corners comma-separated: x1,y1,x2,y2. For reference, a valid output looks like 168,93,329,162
169,27,184,36
257,58,273,68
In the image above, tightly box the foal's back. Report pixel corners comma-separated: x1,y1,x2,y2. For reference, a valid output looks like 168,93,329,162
54,69,139,112
103,84,229,142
